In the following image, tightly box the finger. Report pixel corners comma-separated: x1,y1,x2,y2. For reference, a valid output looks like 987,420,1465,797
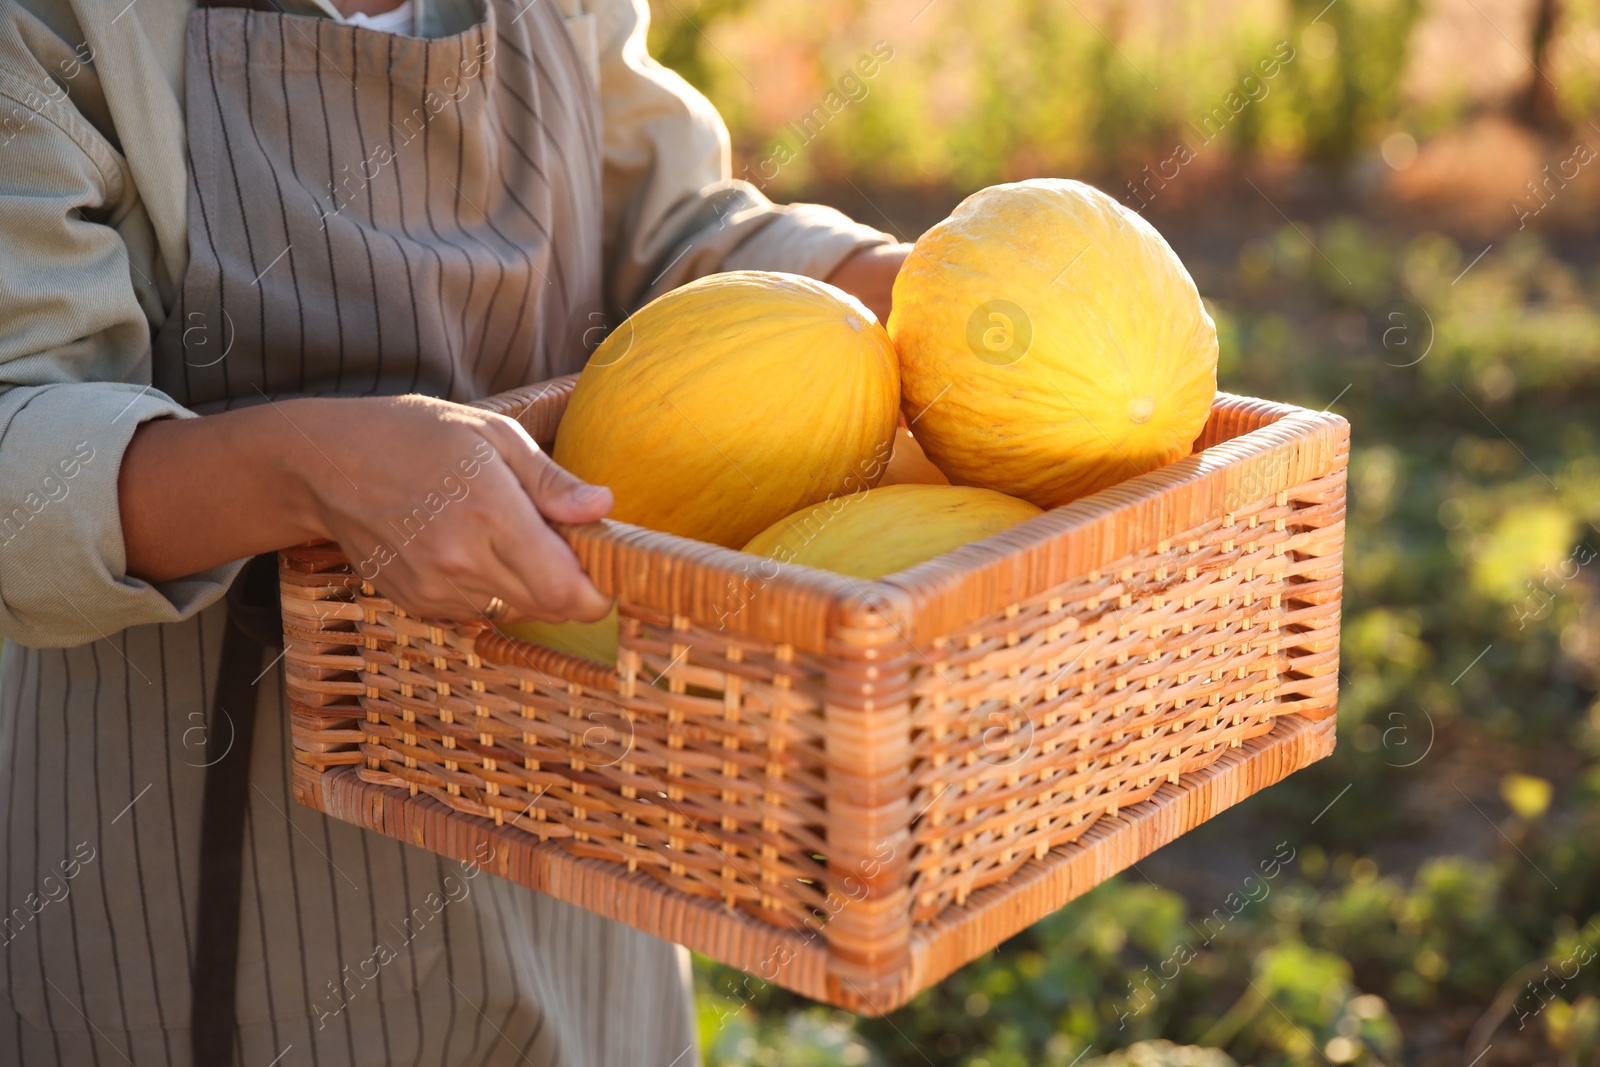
487,499,612,623
490,425,613,525
360,498,607,625
498,527,612,623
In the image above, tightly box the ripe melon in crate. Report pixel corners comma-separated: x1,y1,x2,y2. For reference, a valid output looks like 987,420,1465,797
889,178,1218,508
743,483,1042,579
554,271,900,548
498,607,619,667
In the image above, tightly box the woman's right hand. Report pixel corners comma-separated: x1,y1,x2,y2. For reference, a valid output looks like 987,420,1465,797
120,393,614,625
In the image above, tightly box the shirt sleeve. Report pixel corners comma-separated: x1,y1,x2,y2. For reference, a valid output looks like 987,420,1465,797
0,53,242,649
590,0,897,316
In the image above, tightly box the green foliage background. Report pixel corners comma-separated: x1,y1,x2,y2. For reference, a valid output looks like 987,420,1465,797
648,0,1600,187
645,2,1600,1063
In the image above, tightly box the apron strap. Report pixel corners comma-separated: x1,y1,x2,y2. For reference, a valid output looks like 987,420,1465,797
191,553,283,1066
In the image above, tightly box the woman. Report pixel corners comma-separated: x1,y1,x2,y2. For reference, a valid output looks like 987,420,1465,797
0,0,907,1062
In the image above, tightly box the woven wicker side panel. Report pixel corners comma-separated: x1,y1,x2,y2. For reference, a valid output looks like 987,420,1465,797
886,410,1347,647
308,764,837,1001
281,545,370,811
903,713,1337,1001
350,590,838,932
904,470,1347,921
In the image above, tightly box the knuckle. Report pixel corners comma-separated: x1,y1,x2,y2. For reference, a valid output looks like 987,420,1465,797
536,460,579,497
428,545,480,580
487,413,535,450
526,451,564,484
478,415,515,446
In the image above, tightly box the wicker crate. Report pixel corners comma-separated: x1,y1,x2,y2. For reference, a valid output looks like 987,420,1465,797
281,375,1346,1014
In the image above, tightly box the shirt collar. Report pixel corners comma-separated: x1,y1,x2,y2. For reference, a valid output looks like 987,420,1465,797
267,0,477,37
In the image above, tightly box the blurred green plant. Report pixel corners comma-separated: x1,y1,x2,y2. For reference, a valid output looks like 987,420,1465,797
1280,0,1423,162
650,0,1441,189
645,0,760,96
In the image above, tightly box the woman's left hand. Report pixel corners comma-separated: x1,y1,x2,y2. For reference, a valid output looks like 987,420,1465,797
826,243,912,324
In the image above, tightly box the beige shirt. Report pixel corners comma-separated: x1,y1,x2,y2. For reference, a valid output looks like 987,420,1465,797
0,0,893,649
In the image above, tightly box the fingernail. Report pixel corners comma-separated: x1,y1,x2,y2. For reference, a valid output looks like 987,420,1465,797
574,484,609,505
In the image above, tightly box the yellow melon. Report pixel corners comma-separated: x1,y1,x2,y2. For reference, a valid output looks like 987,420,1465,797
880,426,951,487
888,178,1218,508
742,483,1042,579
553,271,899,548
498,606,618,667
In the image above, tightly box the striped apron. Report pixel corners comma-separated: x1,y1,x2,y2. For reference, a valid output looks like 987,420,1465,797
0,1,698,1064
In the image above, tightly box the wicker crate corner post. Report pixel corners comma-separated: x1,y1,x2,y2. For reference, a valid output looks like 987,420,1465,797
821,587,915,1012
